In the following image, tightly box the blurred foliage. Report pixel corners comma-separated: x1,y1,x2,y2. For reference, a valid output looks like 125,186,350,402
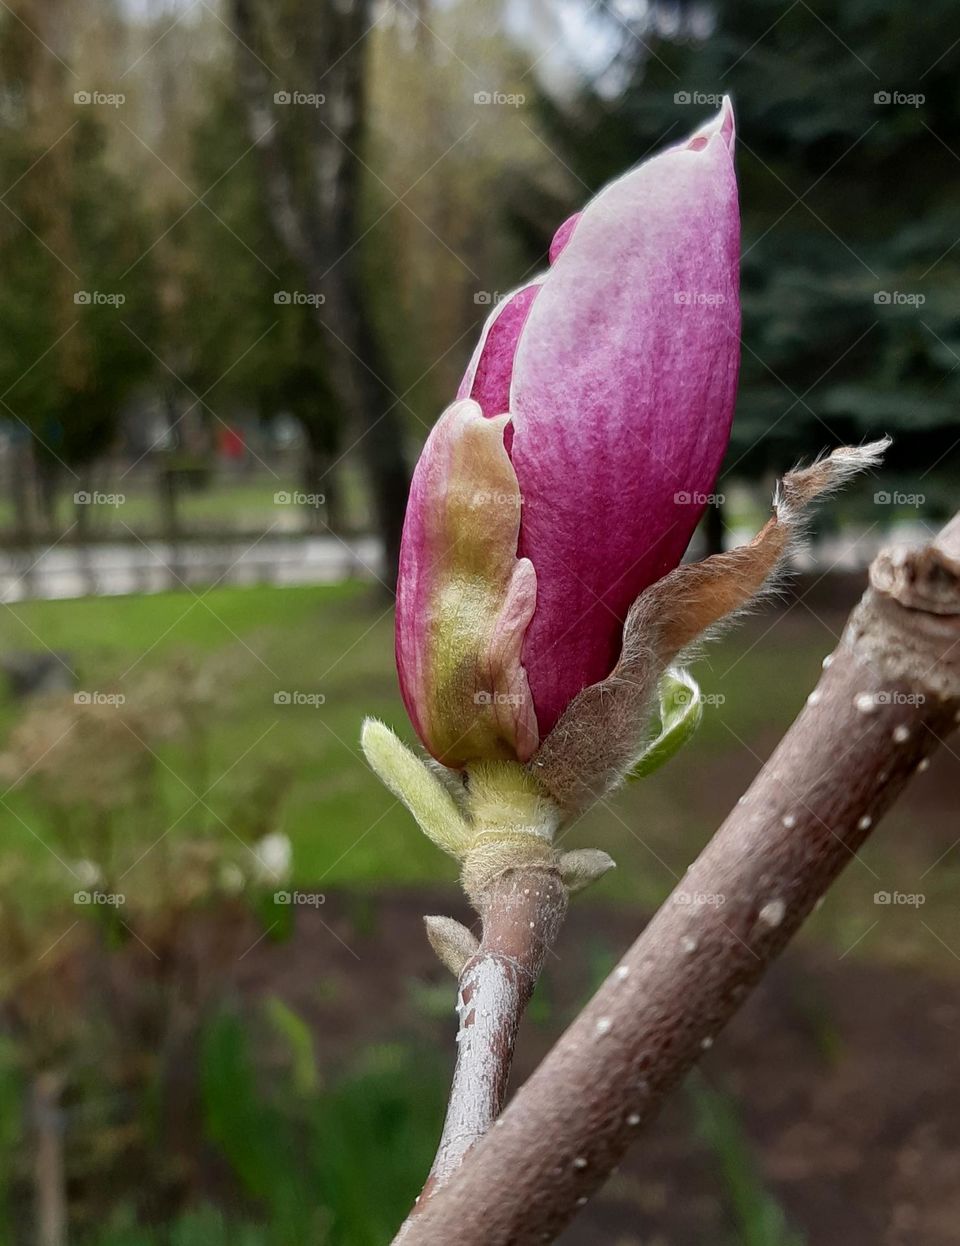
688,1071,805,1246
529,0,960,508
201,1010,444,1246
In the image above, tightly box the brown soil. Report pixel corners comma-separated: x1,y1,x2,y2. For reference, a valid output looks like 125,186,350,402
226,887,960,1245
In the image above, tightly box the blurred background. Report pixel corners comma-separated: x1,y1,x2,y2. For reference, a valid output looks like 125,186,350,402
0,0,957,1242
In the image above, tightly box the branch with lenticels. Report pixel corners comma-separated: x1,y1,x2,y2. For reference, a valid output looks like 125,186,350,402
396,513,960,1245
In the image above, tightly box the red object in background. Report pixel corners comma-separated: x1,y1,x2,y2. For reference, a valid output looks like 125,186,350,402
219,424,245,460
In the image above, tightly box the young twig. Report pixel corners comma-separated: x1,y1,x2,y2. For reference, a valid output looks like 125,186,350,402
396,513,960,1245
415,868,566,1204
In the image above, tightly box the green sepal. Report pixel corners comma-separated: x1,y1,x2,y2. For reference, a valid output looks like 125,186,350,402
628,666,703,781
360,718,472,858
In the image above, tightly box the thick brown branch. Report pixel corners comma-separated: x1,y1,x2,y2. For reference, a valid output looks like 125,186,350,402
399,518,960,1244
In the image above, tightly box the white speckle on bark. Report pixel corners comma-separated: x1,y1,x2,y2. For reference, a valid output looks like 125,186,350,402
595,1017,612,1036
857,814,873,830
758,899,786,927
700,1036,714,1050
893,724,910,743
918,757,930,772
576,1196,588,1206
807,690,822,706
573,1156,587,1169
627,1112,641,1126
822,653,834,668
680,935,698,954
855,693,876,713
615,964,630,981
782,813,797,829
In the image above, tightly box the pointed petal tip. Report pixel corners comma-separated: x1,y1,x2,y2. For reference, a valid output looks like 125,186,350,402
718,95,736,149
684,95,736,155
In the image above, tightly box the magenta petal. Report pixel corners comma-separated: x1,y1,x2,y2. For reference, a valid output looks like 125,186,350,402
510,100,741,735
457,282,542,417
549,212,581,264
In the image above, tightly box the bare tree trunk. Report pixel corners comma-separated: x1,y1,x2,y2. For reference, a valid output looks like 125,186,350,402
32,1071,66,1246
230,0,409,590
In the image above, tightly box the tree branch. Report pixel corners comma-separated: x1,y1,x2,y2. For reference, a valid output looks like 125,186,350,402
397,866,567,1236
433,871,565,1186
397,514,960,1245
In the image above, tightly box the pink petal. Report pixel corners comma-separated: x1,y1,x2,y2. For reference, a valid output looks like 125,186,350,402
549,212,581,264
510,99,740,736
457,282,542,417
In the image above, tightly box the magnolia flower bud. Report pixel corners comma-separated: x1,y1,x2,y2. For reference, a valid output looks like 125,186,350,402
396,100,740,769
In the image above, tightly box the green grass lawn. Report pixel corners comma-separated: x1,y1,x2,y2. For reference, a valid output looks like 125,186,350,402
0,582,956,968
